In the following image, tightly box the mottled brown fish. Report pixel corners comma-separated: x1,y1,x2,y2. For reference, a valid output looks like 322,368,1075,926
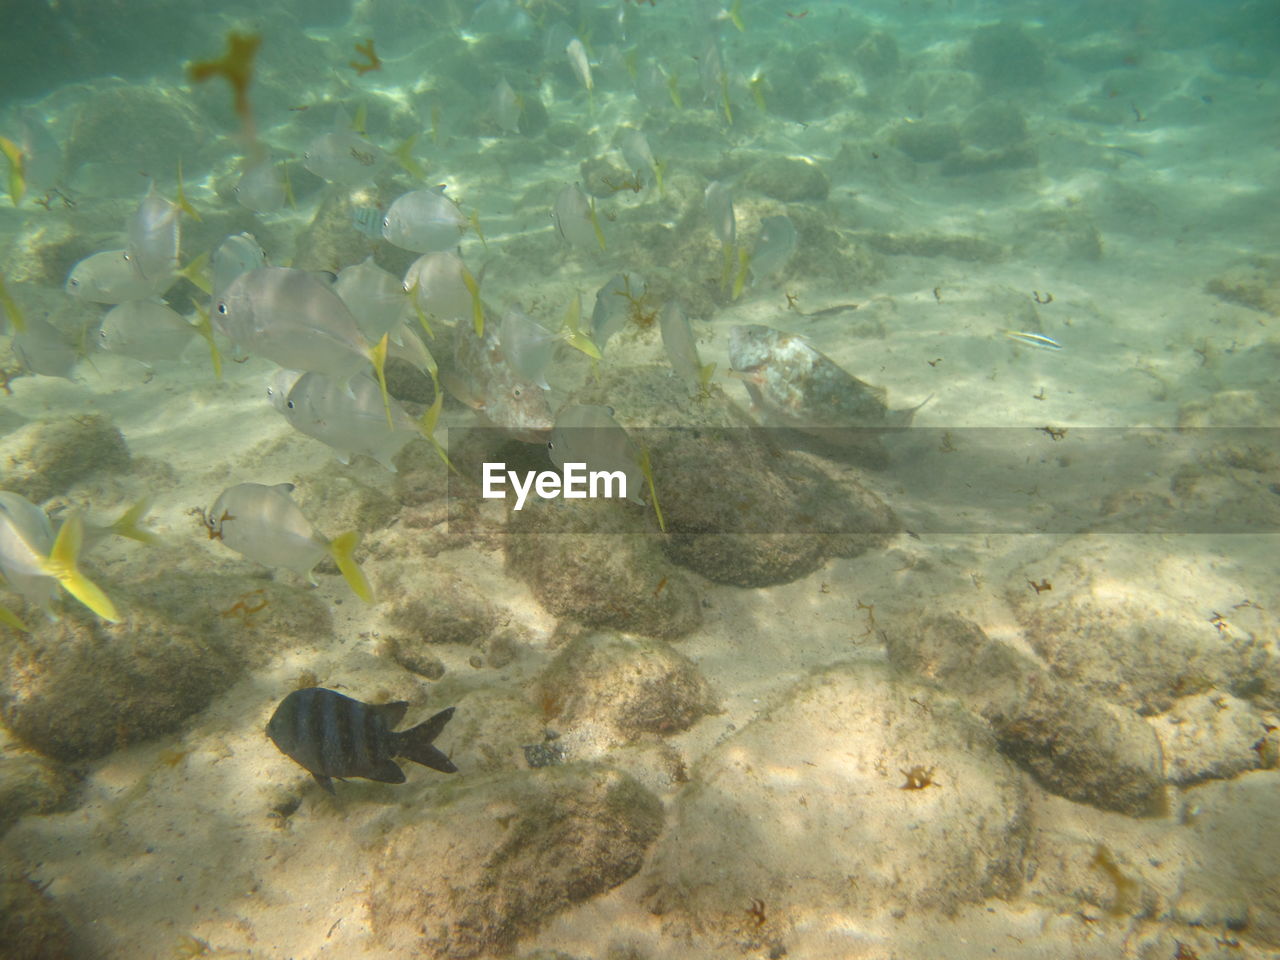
266,687,456,794
728,323,928,430
439,315,555,443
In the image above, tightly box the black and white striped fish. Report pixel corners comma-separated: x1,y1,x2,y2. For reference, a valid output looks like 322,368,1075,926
266,687,457,794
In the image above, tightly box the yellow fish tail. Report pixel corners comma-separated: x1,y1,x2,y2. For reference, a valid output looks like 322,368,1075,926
562,327,602,361
0,135,27,207
588,197,607,251
394,132,426,181
461,266,484,338
176,158,202,221
732,245,751,301
42,514,120,622
369,333,393,429
328,530,373,603
192,303,223,379
468,209,488,249
178,249,212,295
728,0,745,32
417,367,458,474
404,279,434,339
0,272,28,334
0,601,30,633
638,445,665,533
112,498,158,545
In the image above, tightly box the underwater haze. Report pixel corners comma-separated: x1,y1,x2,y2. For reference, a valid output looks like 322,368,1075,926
1,0,1279,958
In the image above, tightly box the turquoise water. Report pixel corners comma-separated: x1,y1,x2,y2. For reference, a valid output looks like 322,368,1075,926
1,2,1278,958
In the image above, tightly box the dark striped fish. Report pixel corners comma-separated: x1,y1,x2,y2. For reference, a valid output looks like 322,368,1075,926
266,687,457,794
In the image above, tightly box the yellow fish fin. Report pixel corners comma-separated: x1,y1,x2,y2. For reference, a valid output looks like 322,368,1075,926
0,135,27,207
732,245,751,300
638,445,665,533
0,601,29,633
192,303,223,379
588,197,607,251
327,531,373,603
42,513,120,622
178,249,212,295
416,366,458,474
666,70,682,109
405,279,434,339
0,272,28,334
394,132,426,180
112,498,158,544
369,333,393,429
562,328,601,361
176,158,202,221
728,0,745,32
468,209,488,249
461,267,484,338
352,101,368,136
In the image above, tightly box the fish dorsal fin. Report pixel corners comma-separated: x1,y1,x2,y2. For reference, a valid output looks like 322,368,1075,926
376,700,409,728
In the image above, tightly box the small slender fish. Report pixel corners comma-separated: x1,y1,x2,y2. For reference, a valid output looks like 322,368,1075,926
1004,330,1063,351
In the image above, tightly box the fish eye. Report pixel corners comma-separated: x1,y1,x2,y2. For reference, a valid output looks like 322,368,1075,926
286,400,295,409
68,278,79,287
98,329,107,339
216,302,228,315
512,386,523,398
381,216,390,228
546,440,554,452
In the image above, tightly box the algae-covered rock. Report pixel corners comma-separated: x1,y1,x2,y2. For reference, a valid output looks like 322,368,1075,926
66,83,211,181
429,685,545,774
0,873,75,960
1205,256,1280,315
2,219,94,288
572,364,897,587
1149,692,1272,786
506,497,701,639
961,100,1028,150
368,765,663,958
654,429,898,587
290,466,401,536
643,663,1028,929
0,414,130,503
0,750,79,835
885,614,1167,816
1008,577,1270,716
891,120,961,163
382,573,500,648
741,155,830,202
967,22,1047,89
536,633,717,740
0,574,264,761
852,29,900,79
